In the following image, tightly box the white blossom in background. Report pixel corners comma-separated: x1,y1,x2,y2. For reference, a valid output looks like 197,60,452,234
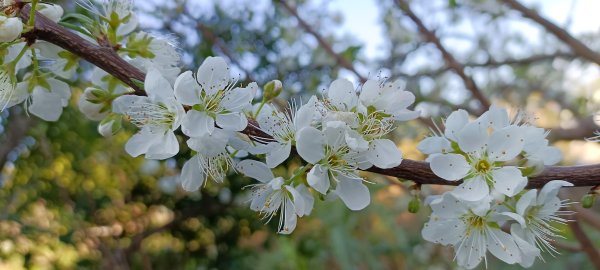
422,193,521,269
175,56,255,137
38,3,64,23
127,32,181,83
12,75,71,121
236,160,311,234
113,67,184,159
0,15,22,42
417,106,562,201
77,0,138,36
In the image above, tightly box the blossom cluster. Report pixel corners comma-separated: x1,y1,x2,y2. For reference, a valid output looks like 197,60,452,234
0,1,578,269
417,106,570,268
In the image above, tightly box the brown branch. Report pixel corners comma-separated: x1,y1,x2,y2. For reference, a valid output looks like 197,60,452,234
15,3,600,189
569,220,600,269
395,0,491,112
396,52,576,79
502,0,600,66
278,0,367,83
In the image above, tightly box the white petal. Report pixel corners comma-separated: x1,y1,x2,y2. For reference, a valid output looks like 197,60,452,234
144,67,173,100
487,104,509,130
295,184,314,216
444,109,469,141
457,121,488,153
180,156,206,191
367,139,402,169
186,129,229,156
510,224,540,268
196,56,230,95
293,99,316,131
516,189,537,216
335,175,370,211
451,176,490,202
124,130,161,157
29,87,64,121
487,126,525,162
278,197,298,234
429,192,468,218
181,110,214,137
286,185,306,217
491,166,527,197
236,160,274,183
541,146,562,165
429,154,470,181
422,218,465,245
216,112,248,131
307,165,330,195
455,231,485,269
266,142,291,168
486,228,521,264
221,86,254,112
417,136,452,155
327,78,358,110
358,79,381,106
296,127,325,164
145,131,179,160
174,70,200,106
345,130,368,151
538,180,573,204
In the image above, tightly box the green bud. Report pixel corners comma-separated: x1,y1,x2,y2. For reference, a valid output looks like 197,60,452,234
408,197,420,213
98,114,122,137
582,194,595,208
262,80,283,102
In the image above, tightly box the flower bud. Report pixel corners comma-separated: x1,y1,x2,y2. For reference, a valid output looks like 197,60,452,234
98,114,122,137
582,194,595,208
38,4,64,23
0,16,22,43
408,197,420,213
78,88,109,121
262,80,282,102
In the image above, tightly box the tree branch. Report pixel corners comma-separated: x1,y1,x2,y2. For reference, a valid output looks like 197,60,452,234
569,220,600,269
502,0,600,66
14,4,600,189
395,0,491,111
278,0,367,83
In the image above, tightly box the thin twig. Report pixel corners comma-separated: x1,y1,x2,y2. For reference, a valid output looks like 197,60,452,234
502,0,600,66
278,0,367,83
569,220,600,269
395,0,491,111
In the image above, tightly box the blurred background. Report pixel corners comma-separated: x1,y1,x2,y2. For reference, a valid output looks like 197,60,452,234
2,0,600,269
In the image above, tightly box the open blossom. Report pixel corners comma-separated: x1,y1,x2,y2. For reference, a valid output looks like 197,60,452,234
236,160,312,234
174,56,255,137
423,193,521,269
0,15,22,43
256,96,319,168
505,180,573,267
321,78,416,169
4,74,71,121
127,32,181,83
78,0,138,36
296,124,370,210
417,106,562,201
113,67,184,159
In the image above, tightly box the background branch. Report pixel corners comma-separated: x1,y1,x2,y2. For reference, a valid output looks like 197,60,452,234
395,0,491,111
502,0,600,66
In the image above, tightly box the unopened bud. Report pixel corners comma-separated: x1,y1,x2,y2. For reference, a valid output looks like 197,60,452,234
582,194,595,208
0,16,22,43
98,114,122,137
38,4,64,23
262,80,282,102
408,197,421,213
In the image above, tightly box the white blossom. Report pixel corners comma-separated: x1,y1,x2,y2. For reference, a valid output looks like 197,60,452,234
113,67,184,159
236,160,310,234
175,57,255,137
422,193,521,269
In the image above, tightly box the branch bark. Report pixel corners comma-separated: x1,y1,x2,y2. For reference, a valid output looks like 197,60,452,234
502,0,600,66
13,3,600,189
395,0,491,111
569,220,600,269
